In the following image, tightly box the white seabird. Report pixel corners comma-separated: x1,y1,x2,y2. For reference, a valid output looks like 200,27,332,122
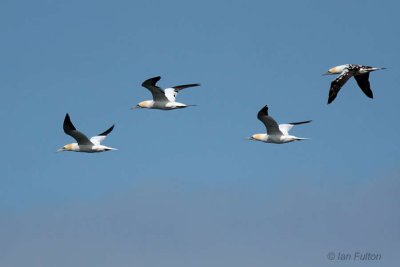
132,76,200,110
324,64,385,104
248,105,311,144
58,113,117,153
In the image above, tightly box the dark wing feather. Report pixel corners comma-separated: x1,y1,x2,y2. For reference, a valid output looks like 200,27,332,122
141,76,169,102
328,69,353,104
288,120,312,125
257,105,282,135
98,124,115,137
172,83,201,91
354,73,373,99
63,113,93,145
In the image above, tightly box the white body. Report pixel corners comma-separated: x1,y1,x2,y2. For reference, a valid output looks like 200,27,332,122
136,99,190,110
251,125,309,144
60,143,117,153
251,133,308,144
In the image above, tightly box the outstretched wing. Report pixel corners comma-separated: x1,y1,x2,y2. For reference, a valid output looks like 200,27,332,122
328,69,353,104
354,73,373,99
164,83,200,102
279,120,312,135
141,76,169,102
257,105,282,135
90,125,115,145
63,113,93,145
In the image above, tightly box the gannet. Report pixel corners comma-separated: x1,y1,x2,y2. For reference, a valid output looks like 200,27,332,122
132,76,200,110
324,64,385,104
58,113,117,153
248,105,311,144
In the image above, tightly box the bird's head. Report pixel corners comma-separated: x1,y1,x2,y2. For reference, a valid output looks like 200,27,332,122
131,100,152,109
323,65,347,75
247,134,265,142
57,143,74,152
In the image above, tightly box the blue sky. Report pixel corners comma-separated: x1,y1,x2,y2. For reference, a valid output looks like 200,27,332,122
1,0,399,266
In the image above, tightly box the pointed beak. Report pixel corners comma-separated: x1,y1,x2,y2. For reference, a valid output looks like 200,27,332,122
246,137,254,141
57,148,65,152
130,105,141,110
322,71,330,76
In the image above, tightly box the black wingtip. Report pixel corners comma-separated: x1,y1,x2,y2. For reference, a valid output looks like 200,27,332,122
289,120,312,125
63,113,76,132
261,105,269,114
327,94,335,104
151,76,161,80
172,83,201,91
257,105,269,119
98,124,115,136
141,76,161,87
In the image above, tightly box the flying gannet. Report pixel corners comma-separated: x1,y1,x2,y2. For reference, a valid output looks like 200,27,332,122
324,64,385,104
248,105,311,144
58,113,117,153
132,76,200,110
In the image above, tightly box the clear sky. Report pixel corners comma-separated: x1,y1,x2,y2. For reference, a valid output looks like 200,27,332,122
1,0,399,266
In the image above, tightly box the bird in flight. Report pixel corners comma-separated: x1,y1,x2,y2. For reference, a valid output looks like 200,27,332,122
324,64,385,104
58,113,117,153
132,76,200,110
248,105,311,144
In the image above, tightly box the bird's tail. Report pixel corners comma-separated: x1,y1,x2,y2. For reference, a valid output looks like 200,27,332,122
371,67,386,71
176,104,197,109
105,147,118,151
295,137,310,141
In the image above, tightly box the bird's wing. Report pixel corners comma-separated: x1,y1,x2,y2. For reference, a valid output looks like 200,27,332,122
257,105,282,135
141,76,169,102
164,83,200,102
63,113,93,145
354,73,373,99
279,120,312,135
90,125,115,145
164,88,178,102
172,83,201,91
328,69,353,104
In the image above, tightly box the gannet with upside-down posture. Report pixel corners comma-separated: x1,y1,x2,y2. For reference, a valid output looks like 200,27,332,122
248,105,311,144
324,64,386,104
58,113,117,153
132,76,200,110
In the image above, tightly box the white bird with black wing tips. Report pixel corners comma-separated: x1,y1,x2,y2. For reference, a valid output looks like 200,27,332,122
58,113,117,153
324,64,386,104
132,76,200,110
248,105,311,144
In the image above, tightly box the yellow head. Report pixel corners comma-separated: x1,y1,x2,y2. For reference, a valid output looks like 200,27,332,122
324,64,348,75
248,134,267,142
131,100,153,109
57,143,75,152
